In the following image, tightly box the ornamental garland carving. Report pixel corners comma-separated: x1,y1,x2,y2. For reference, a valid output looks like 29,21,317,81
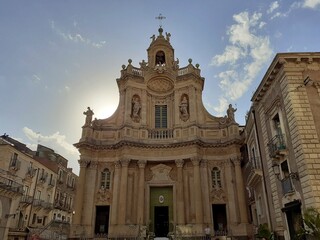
96,187,112,203
211,188,227,202
147,78,173,93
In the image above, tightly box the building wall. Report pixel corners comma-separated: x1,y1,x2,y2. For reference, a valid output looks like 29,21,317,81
245,53,320,239
71,28,250,239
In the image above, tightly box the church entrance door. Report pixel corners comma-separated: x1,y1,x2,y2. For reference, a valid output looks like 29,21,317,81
149,186,173,237
154,206,169,237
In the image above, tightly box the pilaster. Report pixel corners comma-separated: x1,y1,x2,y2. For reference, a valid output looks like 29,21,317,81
118,158,131,224
191,157,203,224
175,159,185,224
137,160,147,224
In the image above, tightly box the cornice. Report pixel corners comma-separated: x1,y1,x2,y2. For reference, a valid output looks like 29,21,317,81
74,138,243,151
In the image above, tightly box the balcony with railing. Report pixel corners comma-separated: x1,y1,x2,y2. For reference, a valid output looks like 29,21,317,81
42,201,54,211
38,172,48,184
148,129,173,139
48,179,56,188
20,195,33,207
0,175,23,196
25,166,37,179
281,176,295,195
243,156,263,187
268,134,287,158
33,199,44,210
9,157,21,171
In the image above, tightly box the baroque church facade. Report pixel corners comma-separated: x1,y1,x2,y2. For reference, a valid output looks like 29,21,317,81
70,27,250,239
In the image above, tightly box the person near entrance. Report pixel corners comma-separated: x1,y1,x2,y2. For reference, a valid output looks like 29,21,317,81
204,224,211,240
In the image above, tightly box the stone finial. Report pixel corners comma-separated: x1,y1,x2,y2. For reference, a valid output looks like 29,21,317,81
128,59,132,65
195,63,200,69
188,58,192,64
122,64,126,70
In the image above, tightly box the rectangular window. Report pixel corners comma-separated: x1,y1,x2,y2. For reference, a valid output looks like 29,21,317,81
155,105,167,128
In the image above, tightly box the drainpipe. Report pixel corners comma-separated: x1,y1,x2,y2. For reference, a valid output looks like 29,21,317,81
27,167,39,227
252,109,273,230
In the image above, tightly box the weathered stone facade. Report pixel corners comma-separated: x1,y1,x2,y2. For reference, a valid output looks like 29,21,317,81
243,53,320,239
70,28,250,239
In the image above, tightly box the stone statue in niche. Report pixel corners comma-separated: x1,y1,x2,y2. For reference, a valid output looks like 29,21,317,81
179,95,189,121
131,95,141,122
227,104,237,123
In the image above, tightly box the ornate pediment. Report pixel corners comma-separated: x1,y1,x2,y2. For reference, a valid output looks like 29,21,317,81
149,164,172,182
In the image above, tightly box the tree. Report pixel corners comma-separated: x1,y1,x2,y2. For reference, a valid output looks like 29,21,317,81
256,223,273,240
297,207,320,240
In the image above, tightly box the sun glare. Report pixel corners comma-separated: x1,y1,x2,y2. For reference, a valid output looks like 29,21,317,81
94,103,118,119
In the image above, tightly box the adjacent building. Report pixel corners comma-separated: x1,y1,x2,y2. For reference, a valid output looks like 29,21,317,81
242,53,320,239
70,27,250,239
0,134,78,240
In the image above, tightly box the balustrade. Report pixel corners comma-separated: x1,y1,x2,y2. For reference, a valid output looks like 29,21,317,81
148,129,173,139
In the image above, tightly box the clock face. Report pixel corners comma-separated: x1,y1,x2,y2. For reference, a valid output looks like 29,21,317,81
159,195,164,203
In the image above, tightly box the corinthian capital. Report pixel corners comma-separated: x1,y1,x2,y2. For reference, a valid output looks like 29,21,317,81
175,159,184,168
138,160,147,169
88,161,98,169
120,158,131,167
78,159,90,168
200,159,208,168
191,157,200,166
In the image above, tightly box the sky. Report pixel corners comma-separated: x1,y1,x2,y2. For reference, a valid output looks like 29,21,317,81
1,0,320,175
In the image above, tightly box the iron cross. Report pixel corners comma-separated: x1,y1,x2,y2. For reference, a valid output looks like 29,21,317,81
155,14,166,27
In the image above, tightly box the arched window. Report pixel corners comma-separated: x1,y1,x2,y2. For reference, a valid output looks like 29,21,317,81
100,168,111,190
211,167,222,189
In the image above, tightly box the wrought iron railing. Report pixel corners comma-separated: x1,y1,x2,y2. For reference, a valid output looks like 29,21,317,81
268,134,286,158
0,175,23,194
281,176,294,194
9,157,21,171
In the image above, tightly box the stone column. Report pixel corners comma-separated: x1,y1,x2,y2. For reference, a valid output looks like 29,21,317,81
200,159,211,224
73,159,88,225
191,157,203,224
110,161,121,225
175,159,185,225
234,158,248,223
225,159,238,224
118,158,130,224
82,161,98,230
137,160,147,224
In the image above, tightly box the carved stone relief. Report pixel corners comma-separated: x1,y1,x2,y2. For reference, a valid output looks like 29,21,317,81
131,95,141,122
147,164,173,182
96,187,112,203
210,188,227,202
147,78,173,93
179,94,189,121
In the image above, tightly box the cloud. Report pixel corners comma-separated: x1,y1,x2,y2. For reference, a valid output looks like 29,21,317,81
303,0,320,8
50,20,106,49
267,1,279,14
211,11,273,115
32,74,41,83
23,127,78,156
